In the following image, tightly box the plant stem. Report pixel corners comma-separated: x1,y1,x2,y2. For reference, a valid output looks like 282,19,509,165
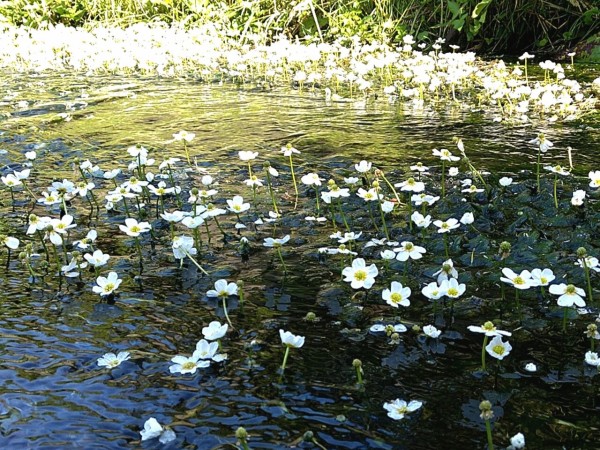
222,296,233,329
281,346,290,373
582,257,594,305
553,173,558,208
184,249,209,275
276,247,287,274
289,155,298,209
536,145,541,192
484,419,494,450
481,335,489,371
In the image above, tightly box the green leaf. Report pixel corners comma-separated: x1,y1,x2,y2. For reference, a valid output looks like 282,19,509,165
448,1,461,17
472,0,492,19
452,17,465,31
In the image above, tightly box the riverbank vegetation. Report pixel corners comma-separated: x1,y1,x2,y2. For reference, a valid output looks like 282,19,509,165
0,0,598,54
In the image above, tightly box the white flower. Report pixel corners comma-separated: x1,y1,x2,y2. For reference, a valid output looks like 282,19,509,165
394,241,426,261
355,160,372,173
281,145,300,156
280,329,305,348
301,173,322,186
92,271,122,296
383,399,422,420
499,177,513,187
395,178,425,192
459,212,474,225
585,351,600,367
195,339,227,362
202,321,228,341
571,189,586,206
172,235,197,260
432,148,460,162
411,211,431,228
227,195,250,214
263,235,290,247
357,188,382,202
380,249,396,260
549,283,586,307
97,351,130,368
382,281,411,308
433,259,458,283
589,170,600,189
25,151,37,160
500,268,533,290
423,325,441,338
381,200,395,213
201,175,213,186
439,278,465,299
448,167,459,176
344,176,360,185
160,210,185,223
529,134,553,153
410,162,429,172
206,279,238,298
173,130,195,142
510,432,526,449
422,282,445,300
1,236,19,249
576,256,600,273
140,418,163,441
84,249,110,267
433,218,459,233
342,258,378,289
529,268,555,286
239,151,258,161
119,218,151,237
485,335,512,360
169,352,210,374
524,363,537,372
140,418,176,444
468,321,512,337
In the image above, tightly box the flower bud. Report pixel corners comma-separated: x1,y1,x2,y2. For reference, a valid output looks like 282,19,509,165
576,247,587,258
479,400,494,420
352,358,362,368
302,431,314,442
235,427,248,440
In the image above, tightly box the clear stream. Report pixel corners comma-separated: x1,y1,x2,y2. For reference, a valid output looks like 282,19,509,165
0,71,600,449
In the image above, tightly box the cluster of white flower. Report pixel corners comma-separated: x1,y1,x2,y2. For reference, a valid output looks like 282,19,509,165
0,23,596,120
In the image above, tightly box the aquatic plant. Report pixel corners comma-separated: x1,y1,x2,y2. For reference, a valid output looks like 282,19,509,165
279,329,305,375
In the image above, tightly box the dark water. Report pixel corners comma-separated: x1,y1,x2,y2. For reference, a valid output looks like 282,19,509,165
0,73,599,449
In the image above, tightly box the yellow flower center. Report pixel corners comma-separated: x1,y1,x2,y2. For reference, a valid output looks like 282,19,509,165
354,270,367,281
181,361,196,370
448,288,458,296
405,243,414,251
131,225,140,233
566,284,576,294
103,283,115,293
541,277,547,284
513,276,525,285
492,345,505,355
390,293,403,303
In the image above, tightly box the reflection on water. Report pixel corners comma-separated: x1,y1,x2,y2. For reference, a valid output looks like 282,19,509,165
0,73,599,448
